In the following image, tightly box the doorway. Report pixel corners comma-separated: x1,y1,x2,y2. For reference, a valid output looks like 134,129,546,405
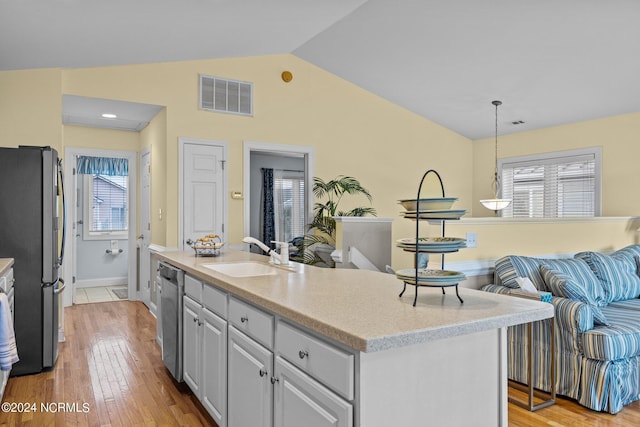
62,148,138,307
243,142,314,245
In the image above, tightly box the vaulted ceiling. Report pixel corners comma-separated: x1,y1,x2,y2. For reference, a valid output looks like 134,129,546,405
2,0,638,139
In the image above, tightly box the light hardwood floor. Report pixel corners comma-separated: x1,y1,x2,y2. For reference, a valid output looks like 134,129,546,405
2,301,639,426
1,301,215,426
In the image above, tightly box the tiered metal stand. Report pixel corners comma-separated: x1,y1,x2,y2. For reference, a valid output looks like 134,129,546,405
398,169,465,307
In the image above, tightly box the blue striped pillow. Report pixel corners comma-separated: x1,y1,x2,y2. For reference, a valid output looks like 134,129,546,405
575,251,640,303
540,265,609,326
494,256,607,307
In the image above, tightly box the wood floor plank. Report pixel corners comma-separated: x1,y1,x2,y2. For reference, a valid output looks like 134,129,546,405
0,301,216,427
1,300,639,426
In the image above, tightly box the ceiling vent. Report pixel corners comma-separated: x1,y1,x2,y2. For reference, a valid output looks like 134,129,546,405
200,74,253,116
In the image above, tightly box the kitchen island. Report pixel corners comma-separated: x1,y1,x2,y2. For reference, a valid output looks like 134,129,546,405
155,249,553,427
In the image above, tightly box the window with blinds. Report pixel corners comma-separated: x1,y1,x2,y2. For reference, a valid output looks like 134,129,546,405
85,174,129,236
273,170,305,242
499,148,601,218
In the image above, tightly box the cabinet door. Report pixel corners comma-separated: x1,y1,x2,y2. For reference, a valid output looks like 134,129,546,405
228,325,273,427
201,308,227,427
183,295,201,396
274,357,352,427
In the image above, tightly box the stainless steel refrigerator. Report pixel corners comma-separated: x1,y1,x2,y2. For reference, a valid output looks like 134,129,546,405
0,146,66,376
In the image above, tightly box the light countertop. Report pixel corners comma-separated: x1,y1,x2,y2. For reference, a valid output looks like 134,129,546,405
156,250,553,353
0,259,13,277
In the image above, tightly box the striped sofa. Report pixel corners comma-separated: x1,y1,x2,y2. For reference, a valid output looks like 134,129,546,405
482,245,640,414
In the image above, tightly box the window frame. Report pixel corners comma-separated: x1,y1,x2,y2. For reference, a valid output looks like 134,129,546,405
273,170,306,243
498,147,602,218
82,173,129,240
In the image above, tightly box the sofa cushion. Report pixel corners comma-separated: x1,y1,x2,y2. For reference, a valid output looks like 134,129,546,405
607,298,640,311
540,265,609,326
494,256,607,305
575,251,640,303
582,306,640,361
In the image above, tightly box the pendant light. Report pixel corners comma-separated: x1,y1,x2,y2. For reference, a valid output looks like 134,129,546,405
480,100,512,212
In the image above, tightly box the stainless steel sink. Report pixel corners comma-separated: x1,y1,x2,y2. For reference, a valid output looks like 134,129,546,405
202,262,281,277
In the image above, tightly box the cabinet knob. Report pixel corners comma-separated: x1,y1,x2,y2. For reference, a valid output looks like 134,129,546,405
270,377,279,385
193,317,198,323
240,315,248,323
259,369,268,377
298,350,309,359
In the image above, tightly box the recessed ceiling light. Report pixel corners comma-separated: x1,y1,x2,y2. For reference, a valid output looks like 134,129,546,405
101,113,117,119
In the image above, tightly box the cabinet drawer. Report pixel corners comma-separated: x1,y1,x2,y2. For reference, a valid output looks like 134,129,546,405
229,297,273,349
203,283,227,319
184,274,202,302
277,321,354,400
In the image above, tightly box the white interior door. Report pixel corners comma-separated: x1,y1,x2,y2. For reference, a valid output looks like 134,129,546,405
72,160,79,304
139,149,151,308
181,140,226,250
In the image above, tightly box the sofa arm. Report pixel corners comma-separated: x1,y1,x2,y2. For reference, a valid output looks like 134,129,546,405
550,296,594,354
481,283,512,295
482,284,594,354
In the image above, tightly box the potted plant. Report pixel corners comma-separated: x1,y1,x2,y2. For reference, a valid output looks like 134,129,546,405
291,175,376,266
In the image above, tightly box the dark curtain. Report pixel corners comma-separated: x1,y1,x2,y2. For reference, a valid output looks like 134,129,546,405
260,168,275,252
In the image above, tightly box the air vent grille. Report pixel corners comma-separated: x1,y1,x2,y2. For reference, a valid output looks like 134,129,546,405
200,74,252,116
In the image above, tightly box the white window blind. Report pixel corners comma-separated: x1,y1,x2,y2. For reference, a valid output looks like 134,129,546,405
500,148,601,218
273,170,305,242
87,174,128,233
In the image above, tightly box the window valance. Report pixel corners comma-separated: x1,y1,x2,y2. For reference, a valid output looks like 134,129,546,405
77,155,129,176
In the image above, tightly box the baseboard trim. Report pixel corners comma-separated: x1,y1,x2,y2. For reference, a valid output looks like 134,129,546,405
76,277,127,289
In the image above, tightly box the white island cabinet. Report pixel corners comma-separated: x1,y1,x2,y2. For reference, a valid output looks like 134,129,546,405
182,274,227,427
159,249,554,427
227,296,274,427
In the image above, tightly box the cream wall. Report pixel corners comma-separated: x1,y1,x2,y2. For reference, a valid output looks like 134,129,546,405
63,124,140,151
139,108,167,246
3,58,637,273
59,55,474,251
0,68,63,150
450,112,640,267
473,112,640,217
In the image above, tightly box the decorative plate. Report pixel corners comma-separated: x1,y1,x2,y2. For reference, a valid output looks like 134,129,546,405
401,209,467,220
398,197,458,211
396,268,466,283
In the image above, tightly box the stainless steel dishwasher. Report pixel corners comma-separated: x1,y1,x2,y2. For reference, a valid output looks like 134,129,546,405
159,262,184,382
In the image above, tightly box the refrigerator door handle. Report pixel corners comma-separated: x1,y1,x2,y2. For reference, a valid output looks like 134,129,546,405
57,158,66,266
54,278,66,294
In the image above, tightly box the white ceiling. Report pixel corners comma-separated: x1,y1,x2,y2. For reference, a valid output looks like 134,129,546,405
3,0,639,139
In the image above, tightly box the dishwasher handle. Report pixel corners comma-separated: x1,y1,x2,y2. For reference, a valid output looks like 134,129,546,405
159,263,180,282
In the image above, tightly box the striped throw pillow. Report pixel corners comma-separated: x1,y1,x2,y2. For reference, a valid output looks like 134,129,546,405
494,256,607,307
540,264,609,326
575,251,640,303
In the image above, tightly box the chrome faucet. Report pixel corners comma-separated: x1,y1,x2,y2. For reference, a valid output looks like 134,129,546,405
242,237,290,266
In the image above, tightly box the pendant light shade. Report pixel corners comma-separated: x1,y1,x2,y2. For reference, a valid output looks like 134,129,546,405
480,100,512,212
